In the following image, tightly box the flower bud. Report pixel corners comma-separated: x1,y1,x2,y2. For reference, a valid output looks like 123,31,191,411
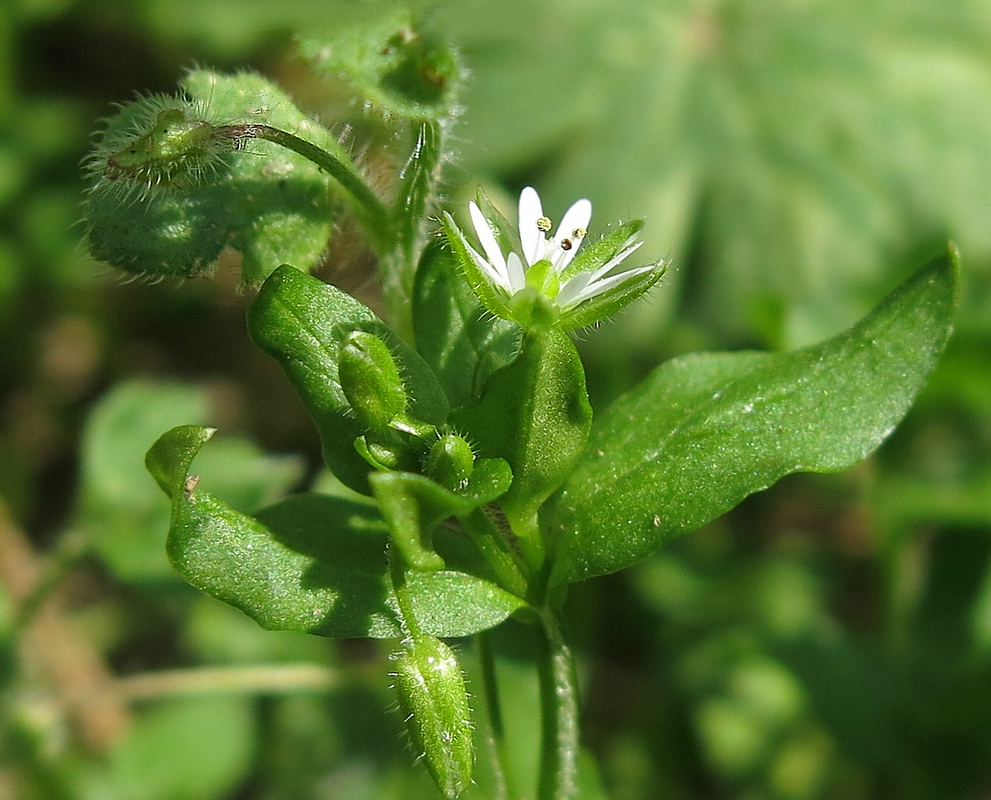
425,433,475,491
338,331,407,431
392,635,473,799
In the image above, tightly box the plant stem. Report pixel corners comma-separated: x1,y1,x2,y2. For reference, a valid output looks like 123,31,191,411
389,552,424,640
460,509,530,599
477,632,511,800
536,612,580,800
228,123,391,245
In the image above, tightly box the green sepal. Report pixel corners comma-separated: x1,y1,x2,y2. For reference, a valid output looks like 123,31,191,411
247,266,449,494
547,248,959,584
559,220,644,283
147,426,525,638
413,239,519,408
556,219,666,330
454,329,592,553
441,211,509,322
473,187,522,259
370,458,513,572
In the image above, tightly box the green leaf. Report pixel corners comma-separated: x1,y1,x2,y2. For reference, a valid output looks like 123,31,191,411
78,381,302,582
299,9,465,122
247,266,449,494
148,426,524,638
547,249,958,584
455,329,592,549
413,239,520,408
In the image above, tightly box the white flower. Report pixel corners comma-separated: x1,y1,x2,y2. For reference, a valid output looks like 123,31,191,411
443,186,665,330
466,187,654,310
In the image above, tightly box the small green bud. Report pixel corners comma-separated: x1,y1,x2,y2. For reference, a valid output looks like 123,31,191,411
339,331,407,431
425,434,475,491
392,635,473,799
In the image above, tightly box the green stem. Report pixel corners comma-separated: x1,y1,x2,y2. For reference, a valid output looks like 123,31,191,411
460,509,530,599
228,123,391,245
536,612,580,800
389,553,423,640
477,632,511,800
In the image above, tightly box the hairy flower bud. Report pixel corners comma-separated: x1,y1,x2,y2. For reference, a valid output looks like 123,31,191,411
425,433,475,491
392,635,474,799
339,331,407,431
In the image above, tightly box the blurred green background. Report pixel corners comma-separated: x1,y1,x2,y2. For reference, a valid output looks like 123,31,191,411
2,0,991,798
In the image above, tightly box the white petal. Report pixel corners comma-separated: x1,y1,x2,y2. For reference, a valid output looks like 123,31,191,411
584,240,645,283
518,186,545,265
506,252,527,293
467,241,512,293
568,264,655,307
469,201,507,277
550,198,592,273
556,271,592,308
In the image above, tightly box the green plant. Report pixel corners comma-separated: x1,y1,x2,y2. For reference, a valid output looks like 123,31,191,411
80,12,957,800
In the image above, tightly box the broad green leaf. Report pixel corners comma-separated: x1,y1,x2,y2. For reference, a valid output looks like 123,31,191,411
87,69,348,285
77,380,302,582
247,266,449,494
148,426,525,638
455,329,592,547
547,249,958,584
413,239,519,408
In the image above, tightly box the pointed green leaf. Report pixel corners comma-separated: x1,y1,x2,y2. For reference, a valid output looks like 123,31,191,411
247,266,449,494
548,249,958,584
414,239,520,408
150,426,523,638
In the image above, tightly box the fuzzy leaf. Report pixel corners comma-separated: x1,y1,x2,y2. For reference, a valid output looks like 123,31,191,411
547,248,958,584
299,10,465,121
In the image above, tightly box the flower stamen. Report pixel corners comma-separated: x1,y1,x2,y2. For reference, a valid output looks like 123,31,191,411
536,216,552,232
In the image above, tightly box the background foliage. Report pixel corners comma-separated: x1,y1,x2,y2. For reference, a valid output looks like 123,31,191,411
1,0,990,798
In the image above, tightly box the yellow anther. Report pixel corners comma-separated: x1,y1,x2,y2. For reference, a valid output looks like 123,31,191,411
536,216,552,232
572,227,587,239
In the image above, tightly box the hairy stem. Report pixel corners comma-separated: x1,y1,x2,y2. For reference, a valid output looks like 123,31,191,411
460,509,530,599
229,123,391,244
536,613,580,800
